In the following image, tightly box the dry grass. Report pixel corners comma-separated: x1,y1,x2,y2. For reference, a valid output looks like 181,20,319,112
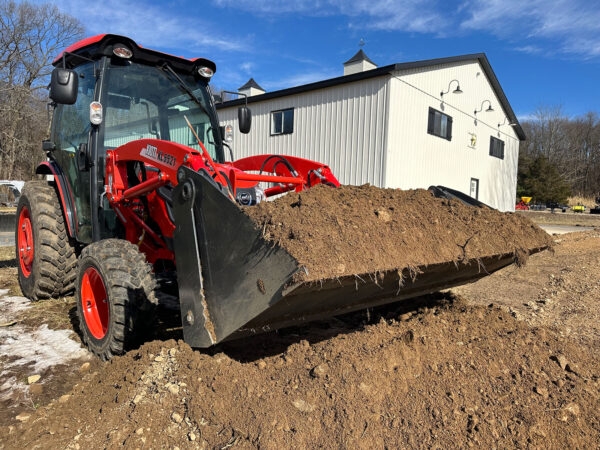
16,296,77,332
567,195,597,209
0,246,20,296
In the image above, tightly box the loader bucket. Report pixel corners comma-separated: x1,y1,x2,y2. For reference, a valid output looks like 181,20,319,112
172,167,551,347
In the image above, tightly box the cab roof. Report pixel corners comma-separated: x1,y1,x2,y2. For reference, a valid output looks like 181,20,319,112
53,34,216,75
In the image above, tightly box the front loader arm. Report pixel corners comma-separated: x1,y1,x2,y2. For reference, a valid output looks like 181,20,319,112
229,154,339,197
104,139,340,264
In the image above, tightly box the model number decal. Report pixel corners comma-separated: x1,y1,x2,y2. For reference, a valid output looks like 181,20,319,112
140,144,176,167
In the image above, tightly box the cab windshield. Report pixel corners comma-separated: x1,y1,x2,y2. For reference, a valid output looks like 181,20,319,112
102,60,223,162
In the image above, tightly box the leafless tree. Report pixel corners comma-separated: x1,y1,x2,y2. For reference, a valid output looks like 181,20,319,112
0,0,83,179
520,105,600,198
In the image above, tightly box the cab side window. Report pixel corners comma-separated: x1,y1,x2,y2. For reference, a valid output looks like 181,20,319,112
54,64,96,153
51,62,96,242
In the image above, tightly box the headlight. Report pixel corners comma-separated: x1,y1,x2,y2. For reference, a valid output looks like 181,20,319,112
90,101,103,125
224,124,233,143
198,66,214,78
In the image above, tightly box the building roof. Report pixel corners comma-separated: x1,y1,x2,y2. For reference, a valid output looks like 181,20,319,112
343,49,376,66
238,78,264,92
218,53,526,141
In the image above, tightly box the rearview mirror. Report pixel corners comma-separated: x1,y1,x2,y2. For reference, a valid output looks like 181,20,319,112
238,106,251,134
49,68,78,105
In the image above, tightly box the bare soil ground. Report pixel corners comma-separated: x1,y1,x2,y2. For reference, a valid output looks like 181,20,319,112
0,228,599,448
453,229,600,354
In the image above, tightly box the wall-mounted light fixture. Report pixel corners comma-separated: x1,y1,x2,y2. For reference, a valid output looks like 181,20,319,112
440,79,462,98
498,117,516,128
474,100,494,115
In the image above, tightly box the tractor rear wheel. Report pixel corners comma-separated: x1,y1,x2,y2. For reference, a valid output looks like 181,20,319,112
16,181,77,299
76,239,157,360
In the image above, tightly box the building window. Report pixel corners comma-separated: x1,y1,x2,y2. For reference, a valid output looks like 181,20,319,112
427,107,452,141
271,108,294,135
489,136,505,159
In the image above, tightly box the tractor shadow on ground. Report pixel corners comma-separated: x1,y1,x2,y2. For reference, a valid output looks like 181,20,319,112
0,258,16,269
69,288,459,362
208,291,458,363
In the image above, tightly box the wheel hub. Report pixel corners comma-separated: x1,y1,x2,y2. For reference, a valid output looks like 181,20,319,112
81,267,109,339
17,206,34,277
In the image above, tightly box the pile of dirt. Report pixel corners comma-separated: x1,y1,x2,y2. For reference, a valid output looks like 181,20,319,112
3,296,599,448
244,185,553,281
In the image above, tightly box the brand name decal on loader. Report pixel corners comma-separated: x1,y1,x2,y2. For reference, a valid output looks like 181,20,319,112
140,144,176,167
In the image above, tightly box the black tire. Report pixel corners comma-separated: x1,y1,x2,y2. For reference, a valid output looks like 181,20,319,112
76,239,157,360
16,181,77,300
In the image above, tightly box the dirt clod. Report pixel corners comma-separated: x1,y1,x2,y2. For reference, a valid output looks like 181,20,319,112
553,354,569,370
292,399,316,413
309,364,327,378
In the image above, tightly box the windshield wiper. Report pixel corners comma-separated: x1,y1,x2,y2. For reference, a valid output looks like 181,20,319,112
160,63,212,119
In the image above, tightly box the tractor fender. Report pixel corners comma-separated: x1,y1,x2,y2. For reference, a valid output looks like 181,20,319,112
36,160,77,238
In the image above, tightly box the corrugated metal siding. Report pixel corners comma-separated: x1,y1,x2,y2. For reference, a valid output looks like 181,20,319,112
384,60,520,211
217,77,389,187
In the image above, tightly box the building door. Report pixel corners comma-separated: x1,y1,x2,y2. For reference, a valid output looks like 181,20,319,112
470,178,479,200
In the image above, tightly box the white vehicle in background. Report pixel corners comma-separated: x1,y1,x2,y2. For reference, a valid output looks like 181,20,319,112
0,181,25,206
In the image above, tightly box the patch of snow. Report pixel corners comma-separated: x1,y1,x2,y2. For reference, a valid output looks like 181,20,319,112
0,295,31,322
0,324,90,373
0,292,90,406
0,375,27,402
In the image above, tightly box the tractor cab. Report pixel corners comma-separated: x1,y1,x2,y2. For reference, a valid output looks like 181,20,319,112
45,34,248,243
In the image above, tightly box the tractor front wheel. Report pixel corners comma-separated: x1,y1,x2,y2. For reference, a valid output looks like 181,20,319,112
76,239,157,360
16,181,77,299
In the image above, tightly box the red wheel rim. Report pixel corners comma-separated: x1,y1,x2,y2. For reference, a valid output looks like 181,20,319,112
18,206,34,277
81,267,109,339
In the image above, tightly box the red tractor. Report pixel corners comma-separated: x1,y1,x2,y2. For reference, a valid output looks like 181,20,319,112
17,35,340,359
17,34,540,360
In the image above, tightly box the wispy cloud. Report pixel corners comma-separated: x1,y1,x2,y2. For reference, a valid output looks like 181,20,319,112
212,0,448,34
213,0,600,60
461,0,600,58
239,62,255,73
61,0,248,53
514,45,543,55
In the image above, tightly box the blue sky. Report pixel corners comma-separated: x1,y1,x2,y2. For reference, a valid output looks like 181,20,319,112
55,0,599,119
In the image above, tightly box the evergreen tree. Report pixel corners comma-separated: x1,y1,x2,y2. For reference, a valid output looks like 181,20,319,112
517,153,571,204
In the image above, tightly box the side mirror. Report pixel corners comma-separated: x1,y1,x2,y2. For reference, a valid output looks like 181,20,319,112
49,68,78,105
238,106,251,134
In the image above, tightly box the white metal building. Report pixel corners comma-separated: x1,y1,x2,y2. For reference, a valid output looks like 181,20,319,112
216,51,525,211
